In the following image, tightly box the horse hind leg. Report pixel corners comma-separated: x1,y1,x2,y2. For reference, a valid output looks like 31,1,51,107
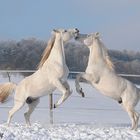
128,110,139,130
7,101,24,126
123,104,137,130
133,111,139,130
24,98,40,126
126,108,136,130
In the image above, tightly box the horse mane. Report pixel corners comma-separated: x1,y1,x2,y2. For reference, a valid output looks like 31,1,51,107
38,34,56,69
98,38,115,71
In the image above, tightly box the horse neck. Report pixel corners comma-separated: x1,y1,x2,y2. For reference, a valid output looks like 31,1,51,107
88,44,103,65
48,34,66,64
87,43,107,73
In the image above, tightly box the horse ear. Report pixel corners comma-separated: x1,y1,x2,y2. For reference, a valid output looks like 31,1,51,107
53,29,59,33
95,32,100,37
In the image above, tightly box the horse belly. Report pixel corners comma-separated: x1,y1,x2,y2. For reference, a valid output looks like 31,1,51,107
96,86,119,100
19,75,56,98
28,80,56,97
95,77,123,100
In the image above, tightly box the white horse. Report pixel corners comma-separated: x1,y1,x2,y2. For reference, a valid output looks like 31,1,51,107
75,32,140,130
0,28,79,126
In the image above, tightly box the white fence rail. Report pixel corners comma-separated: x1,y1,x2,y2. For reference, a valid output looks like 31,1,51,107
1,70,140,77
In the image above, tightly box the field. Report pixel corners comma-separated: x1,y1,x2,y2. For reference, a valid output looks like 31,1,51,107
0,74,140,139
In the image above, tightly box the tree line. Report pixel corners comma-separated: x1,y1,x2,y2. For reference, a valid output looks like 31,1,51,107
0,38,140,83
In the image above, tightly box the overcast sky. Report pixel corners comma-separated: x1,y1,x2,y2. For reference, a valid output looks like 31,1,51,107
0,0,140,51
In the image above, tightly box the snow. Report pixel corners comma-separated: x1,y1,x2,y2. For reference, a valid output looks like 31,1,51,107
0,73,140,139
0,123,140,140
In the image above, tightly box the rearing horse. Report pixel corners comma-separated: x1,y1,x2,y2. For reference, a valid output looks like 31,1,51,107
0,28,79,126
75,32,140,130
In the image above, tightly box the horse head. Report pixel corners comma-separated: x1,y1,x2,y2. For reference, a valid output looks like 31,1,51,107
53,28,79,42
75,32,100,48
75,32,114,70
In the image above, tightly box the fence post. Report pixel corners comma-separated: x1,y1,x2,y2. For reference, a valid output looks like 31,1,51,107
7,72,11,82
49,94,53,124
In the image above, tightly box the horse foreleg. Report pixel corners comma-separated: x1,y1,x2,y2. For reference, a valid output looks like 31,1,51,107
75,73,85,97
75,73,93,97
61,81,72,101
24,98,40,126
54,80,71,108
62,81,72,93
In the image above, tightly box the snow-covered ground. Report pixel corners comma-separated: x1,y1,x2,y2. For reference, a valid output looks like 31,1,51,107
0,73,140,139
0,123,140,140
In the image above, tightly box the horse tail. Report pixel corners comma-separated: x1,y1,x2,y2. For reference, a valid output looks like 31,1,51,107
0,82,16,103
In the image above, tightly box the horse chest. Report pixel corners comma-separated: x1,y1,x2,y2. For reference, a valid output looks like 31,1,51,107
86,66,98,74
49,62,69,80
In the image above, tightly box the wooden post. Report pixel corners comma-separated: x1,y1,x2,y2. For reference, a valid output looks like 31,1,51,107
49,94,53,124
49,94,53,110
7,72,11,82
